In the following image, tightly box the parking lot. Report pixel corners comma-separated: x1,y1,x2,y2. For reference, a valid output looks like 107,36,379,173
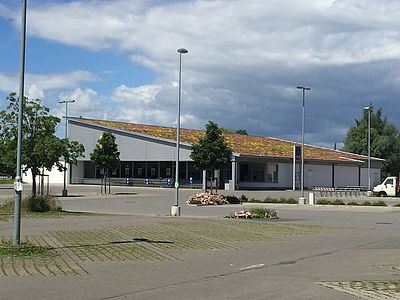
2,184,400,299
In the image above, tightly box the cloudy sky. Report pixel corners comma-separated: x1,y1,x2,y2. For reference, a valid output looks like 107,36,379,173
1,0,400,148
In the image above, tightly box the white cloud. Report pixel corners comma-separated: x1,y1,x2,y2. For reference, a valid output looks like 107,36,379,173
111,84,162,104
18,0,400,68
0,71,99,97
58,88,100,116
4,0,400,146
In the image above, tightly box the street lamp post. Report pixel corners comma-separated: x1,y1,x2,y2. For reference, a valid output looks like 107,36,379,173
171,48,188,217
297,85,311,204
13,0,28,246
59,99,75,197
364,105,372,192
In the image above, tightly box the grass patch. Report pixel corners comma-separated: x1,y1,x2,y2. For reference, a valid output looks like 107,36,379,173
0,239,56,258
248,207,279,219
240,196,298,204
0,179,13,184
316,199,345,205
317,199,387,206
361,200,387,207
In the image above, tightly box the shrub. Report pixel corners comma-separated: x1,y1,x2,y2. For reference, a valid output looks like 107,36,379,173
331,199,345,205
316,199,332,205
23,195,62,212
361,201,372,206
248,197,259,203
263,197,279,203
239,194,249,203
225,196,240,204
347,201,359,206
281,197,298,204
371,200,387,207
394,204,400,207
1,195,61,213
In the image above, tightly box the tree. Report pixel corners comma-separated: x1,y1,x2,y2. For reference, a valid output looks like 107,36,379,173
221,128,248,135
90,130,120,193
343,107,400,178
0,92,85,195
190,121,232,193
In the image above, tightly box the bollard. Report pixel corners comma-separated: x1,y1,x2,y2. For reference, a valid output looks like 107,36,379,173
308,192,315,205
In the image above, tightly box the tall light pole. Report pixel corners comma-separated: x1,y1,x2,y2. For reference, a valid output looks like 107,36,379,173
59,99,75,197
297,85,311,204
364,105,372,191
171,48,188,217
13,0,28,246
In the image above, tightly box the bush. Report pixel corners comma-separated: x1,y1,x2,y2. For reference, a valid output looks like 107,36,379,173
23,195,61,212
394,204,400,207
1,195,61,213
239,194,249,203
316,199,332,205
371,200,387,207
347,201,359,206
281,197,298,204
248,197,259,203
361,201,372,206
331,199,345,205
263,197,279,203
262,197,298,204
225,196,241,204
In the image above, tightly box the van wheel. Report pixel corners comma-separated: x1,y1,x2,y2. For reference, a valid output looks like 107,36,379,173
378,191,387,197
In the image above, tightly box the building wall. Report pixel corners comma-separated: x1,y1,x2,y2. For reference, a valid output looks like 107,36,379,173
69,122,192,161
304,164,332,189
24,164,65,184
334,165,359,187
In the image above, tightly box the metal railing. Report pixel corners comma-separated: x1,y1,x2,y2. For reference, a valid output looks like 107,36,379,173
72,177,202,189
313,186,368,197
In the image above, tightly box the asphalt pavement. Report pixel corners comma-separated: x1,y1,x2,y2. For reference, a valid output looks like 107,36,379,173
2,184,400,299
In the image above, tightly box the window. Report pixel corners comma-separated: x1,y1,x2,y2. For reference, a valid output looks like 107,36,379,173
134,162,145,178
160,162,173,178
386,178,394,185
239,163,264,182
146,162,158,178
266,164,278,183
239,163,278,183
83,161,95,178
122,162,132,177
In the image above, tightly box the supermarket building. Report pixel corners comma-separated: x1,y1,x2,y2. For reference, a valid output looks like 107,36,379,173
61,117,383,191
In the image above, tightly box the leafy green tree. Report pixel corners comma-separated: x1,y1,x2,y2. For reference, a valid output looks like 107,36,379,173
90,130,120,193
221,128,248,135
0,139,15,177
0,92,85,195
343,107,400,178
190,121,232,193
235,129,248,135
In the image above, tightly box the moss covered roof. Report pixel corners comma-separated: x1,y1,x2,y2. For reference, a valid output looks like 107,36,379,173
76,118,379,164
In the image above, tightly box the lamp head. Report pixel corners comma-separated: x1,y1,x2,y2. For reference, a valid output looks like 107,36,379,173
177,48,188,54
297,86,311,90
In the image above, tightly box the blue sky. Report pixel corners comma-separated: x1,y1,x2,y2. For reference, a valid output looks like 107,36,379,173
1,0,400,149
